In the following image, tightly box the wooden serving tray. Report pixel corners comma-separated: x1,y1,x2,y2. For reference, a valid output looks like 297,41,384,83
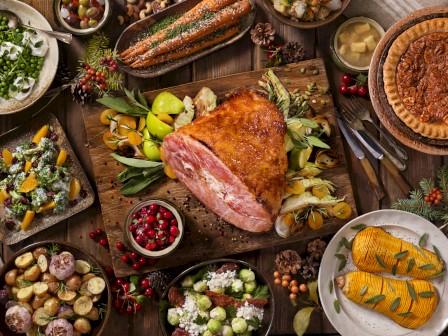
82,58,357,277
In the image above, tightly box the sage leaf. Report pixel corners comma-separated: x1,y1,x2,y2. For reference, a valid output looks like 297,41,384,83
112,153,165,168
375,255,387,268
364,294,385,304
418,291,434,298
308,280,319,305
387,282,395,293
137,90,149,109
390,297,401,312
359,285,368,296
392,264,397,276
338,257,347,272
419,264,435,270
306,135,330,149
351,223,366,231
419,233,429,247
341,237,352,251
335,254,345,260
298,118,319,128
430,270,446,279
413,244,427,259
394,251,408,259
433,244,442,262
329,280,333,294
398,312,413,317
97,96,133,113
406,281,417,301
293,307,315,336
120,170,165,196
333,300,341,314
407,258,415,273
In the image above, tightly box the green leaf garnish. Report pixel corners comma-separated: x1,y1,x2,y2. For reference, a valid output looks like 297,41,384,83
394,251,408,259
433,244,442,262
418,291,434,298
341,237,352,251
252,285,270,299
406,281,417,301
387,282,395,293
413,244,427,259
390,297,401,312
375,255,387,268
351,223,366,231
407,258,415,273
333,300,341,313
329,279,333,294
335,254,345,260
364,294,385,304
430,270,446,279
398,312,413,317
359,285,368,296
392,264,397,276
419,264,435,270
419,233,429,247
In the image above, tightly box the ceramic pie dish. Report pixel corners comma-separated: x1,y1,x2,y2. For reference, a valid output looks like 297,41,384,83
369,6,448,155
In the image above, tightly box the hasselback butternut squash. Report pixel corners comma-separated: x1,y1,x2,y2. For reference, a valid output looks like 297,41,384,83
336,271,439,329
352,227,444,279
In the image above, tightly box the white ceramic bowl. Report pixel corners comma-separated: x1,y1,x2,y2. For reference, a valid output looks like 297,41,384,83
0,0,58,115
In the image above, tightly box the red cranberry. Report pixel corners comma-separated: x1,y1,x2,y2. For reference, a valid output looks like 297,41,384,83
96,228,104,235
138,218,143,224
123,282,130,292
170,219,178,226
129,224,138,233
113,300,122,309
138,257,147,266
144,288,154,297
349,86,357,95
126,305,134,314
50,133,59,142
147,229,155,238
130,252,139,260
357,85,368,97
116,242,125,250
89,231,96,239
145,242,157,250
143,223,151,231
159,221,168,230
149,204,158,212
116,278,124,286
132,263,141,271
121,255,130,263
132,213,138,220
156,240,164,246
5,220,15,230
339,84,349,95
168,236,175,243
140,278,150,289
146,215,155,224
135,304,142,311
163,211,173,219
99,238,108,246
135,235,144,245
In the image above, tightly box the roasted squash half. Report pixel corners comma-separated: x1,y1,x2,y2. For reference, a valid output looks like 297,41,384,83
352,227,444,279
336,271,439,329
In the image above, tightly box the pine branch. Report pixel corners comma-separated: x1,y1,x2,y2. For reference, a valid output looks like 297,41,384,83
419,178,434,195
438,165,448,196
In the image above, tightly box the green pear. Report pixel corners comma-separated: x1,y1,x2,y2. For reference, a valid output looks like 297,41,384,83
146,112,173,140
151,92,184,115
142,128,161,161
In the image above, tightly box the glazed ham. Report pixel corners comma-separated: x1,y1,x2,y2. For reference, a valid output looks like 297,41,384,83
162,89,287,232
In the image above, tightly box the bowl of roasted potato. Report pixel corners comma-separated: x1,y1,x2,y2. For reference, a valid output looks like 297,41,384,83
0,241,111,336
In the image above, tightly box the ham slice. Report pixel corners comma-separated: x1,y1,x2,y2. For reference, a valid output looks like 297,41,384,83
162,89,288,232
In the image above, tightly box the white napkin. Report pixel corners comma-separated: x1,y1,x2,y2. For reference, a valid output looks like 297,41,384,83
344,0,448,28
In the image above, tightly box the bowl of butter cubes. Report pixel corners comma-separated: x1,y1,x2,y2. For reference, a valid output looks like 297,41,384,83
160,259,274,336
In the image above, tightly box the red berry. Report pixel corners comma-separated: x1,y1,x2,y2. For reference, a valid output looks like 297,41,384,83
147,229,156,238
135,236,144,245
89,231,96,239
339,84,349,95
99,238,108,246
121,255,130,264
349,86,357,95
123,282,130,292
357,85,368,97
130,252,139,260
146,215,155,224
424,196,430,202
163,211,173,219
138,257,147,266
170,219,178,226
170,226,179,236
126,305,134,314
116,241,125,251
145,242,157,251
116,278,124,286
341,74,352,85
148,259,156,266
149,204,159,212
135,303,142,311
99,83,106,90
132,263,141,271
168,236,175,243
140,278,150,289
159,221,168,230
144,287,154,297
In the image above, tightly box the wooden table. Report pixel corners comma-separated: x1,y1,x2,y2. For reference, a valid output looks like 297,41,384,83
1,1,446,335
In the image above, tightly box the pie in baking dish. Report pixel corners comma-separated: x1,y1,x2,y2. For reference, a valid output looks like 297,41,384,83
383,18,448,139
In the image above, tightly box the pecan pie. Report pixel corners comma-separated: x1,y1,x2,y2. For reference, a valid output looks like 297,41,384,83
383,18,448,139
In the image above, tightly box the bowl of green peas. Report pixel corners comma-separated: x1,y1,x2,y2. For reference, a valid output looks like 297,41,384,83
54,0,111,36
0,0,58,114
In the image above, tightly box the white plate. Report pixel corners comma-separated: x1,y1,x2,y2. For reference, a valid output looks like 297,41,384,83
0,0,58,114
318,209,448,336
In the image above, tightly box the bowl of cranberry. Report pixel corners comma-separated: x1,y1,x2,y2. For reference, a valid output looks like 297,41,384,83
124,199,184,258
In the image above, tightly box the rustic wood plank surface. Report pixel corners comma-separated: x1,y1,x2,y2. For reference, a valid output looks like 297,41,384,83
0,0,446,335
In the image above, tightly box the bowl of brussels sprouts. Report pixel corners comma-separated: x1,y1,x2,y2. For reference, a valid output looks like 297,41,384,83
53,0,111,35
159,259,274,336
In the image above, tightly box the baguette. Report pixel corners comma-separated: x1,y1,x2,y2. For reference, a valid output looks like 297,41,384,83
131,0,251,67
132,26,239,68
121,0,237,59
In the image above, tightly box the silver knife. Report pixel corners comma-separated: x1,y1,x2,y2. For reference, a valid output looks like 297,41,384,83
336,114,385,200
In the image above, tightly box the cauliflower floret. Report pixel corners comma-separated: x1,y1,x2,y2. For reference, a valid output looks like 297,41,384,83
54,191,68,213
30,188,48,210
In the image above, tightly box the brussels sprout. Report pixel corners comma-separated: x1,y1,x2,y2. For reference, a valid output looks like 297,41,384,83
211,287,225,294
231,318,248,333
244,281,257,294
238,269,255,283
241,293,252,300
202,331,213,336
231,279,244,293
222,325,234,336
181,275,195,287
167,308,180,326
207,319,222,334
193,280,207,293
197,295,212,310
210,306,226,321
236,331,252,336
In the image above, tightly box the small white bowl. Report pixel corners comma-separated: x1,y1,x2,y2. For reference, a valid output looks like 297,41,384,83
53,0,111,36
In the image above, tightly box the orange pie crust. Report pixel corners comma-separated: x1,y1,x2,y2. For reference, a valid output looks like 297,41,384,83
383,18,448,139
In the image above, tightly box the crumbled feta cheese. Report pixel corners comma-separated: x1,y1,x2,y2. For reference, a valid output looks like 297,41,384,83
236,301,264,325
22,31,49,57
206,270,237,291
9,162,23,175
175,295,208,336
0,42,23,60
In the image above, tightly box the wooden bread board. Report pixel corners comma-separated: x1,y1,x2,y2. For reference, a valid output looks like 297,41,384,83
82,58,357,277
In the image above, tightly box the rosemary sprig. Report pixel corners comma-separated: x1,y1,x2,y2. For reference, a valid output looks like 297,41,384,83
47,243,60,256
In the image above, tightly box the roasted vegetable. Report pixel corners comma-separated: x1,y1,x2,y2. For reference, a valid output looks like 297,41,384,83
336,271,438,329
352,227,444,279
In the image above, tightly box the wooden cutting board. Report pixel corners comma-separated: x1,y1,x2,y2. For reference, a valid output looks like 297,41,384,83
82,58,357,277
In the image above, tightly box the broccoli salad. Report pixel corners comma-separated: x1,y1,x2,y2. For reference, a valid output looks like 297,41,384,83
165,263,270,336
0,125,83,231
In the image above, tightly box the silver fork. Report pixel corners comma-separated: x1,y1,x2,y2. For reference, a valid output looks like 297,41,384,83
339,102,407,171
348,98,408,160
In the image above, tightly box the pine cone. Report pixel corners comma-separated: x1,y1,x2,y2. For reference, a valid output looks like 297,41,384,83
307,239,327,261
145,270,173,294
71,83,93,104
250,23,275,47
300,255,320,279
52,61,74,88
281,42,306,64
275,249,302,275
